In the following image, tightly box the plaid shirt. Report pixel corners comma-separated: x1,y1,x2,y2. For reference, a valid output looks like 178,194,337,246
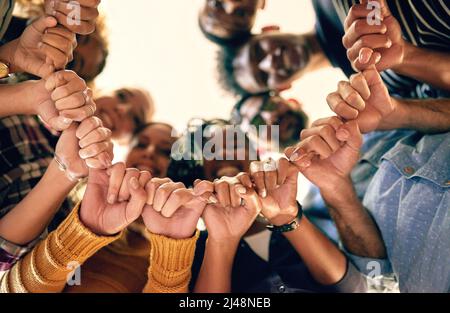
0,115,75,272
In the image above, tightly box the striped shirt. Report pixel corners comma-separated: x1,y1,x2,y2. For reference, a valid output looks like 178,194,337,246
314,0,450,99
0,0,15,43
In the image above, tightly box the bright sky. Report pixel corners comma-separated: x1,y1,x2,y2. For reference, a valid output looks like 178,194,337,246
96,0,346,131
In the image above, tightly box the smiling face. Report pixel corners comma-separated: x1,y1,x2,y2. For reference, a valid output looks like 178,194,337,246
95,88,155,142
233,32,310,93
200,0,264,40
126,123,176,178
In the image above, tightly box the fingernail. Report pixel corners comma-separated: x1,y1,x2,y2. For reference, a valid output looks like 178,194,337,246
301,160,311,168
387,39,392,48
130,177,139,190
260,189,267,198
236,186,247,194
381,25,387,34
289,152,298,162
208,195,218,204
38,42,43,49
62,117,72,125
107,194,116,204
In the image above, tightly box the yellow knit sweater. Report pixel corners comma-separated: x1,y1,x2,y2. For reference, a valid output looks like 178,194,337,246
0,204,199,293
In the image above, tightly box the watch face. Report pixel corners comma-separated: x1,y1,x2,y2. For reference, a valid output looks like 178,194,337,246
0,62,9,79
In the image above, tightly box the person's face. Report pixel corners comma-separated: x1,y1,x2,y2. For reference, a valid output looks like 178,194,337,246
200,0,264,39
240,95,307,145
126,124,176,178
203,127,252,180
95,88,154,142
69,34,105,83
234,32,309,93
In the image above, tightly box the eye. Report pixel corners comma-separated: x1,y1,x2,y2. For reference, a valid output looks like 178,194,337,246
116,90,127,103
234,8,248,18
208,0,223,9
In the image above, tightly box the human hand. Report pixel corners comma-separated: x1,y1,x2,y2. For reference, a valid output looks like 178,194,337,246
201,174,262,244
285,117,363,192
342,0,405,71
11,16,76,77
80,163,149,236
141,178,209,239
249,158,299,226
327,66,395,133
55,116,113,181
45,0,101,35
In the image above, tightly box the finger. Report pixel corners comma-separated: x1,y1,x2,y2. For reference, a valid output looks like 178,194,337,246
249,161,266,198
51,78,87,102
276,157,290,186
41,32,74,57
60,101,96,121
85,151,112,169
235,185,261,216
342,19,387,49
326,92,359,120
79,141,112,159
302,135,334,160
145,178,172,206
138,171,152,187
118,168,140,202
215,180,231,207
344,4,376,31
124,176,147,226
79,127,111,149
54,11,96,35
31,15,57,34
336,121,363,151
161,188,195,218
263,159,277,192
47,114,73,131
311,116,344,131
53,1,100,22
229,181,242,208
351,51,381,72
349,72,371,100
301,125,341,152
54,90,87,111
76,116,103,139
45,25,76,42
347,34,392,61
154,182,185,212
337,81,366,111
39,43,68,69
236,172,253,189
193,180,217,203
106,162,126,204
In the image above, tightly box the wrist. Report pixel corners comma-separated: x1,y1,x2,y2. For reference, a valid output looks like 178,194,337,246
267,204,299,226
378,97,409,130
319,176,357,207
391,41,415,73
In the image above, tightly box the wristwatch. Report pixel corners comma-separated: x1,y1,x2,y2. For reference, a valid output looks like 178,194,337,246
0,61,10,79
266,202,303,233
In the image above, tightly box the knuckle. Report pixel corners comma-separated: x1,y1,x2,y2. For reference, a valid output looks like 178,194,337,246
319,125,334,137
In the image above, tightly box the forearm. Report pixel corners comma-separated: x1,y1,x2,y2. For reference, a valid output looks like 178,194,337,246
379,97,450,133
0,81,40,117
320,179,386,258
0,204,119,293
194,239,238,293
144,231,199,293
392,42,450,91
0,160,76,246
283,216,347,285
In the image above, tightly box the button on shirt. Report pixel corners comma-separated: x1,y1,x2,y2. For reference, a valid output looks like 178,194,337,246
354,131,450,293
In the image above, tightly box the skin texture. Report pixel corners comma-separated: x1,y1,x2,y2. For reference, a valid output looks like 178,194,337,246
0,16,76,78
95,88,154,142
199,0,265,40
45,0,101,35
126,123,176,178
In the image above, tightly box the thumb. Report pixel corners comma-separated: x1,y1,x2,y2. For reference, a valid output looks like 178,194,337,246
125,177,147,226
31,15,57,34
48,115,73,131
336,121,363,152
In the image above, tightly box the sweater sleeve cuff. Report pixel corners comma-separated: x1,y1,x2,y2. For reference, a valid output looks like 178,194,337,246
146,230,199,292
52,202,122,267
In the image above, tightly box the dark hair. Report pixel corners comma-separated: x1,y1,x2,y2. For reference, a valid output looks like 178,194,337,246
279,109,309,148
198,17,252,47
167,118,256,187
216,44,251,97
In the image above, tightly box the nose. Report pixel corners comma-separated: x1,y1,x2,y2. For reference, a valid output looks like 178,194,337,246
223,1,241,14
145,144,156,157
259,48,283,74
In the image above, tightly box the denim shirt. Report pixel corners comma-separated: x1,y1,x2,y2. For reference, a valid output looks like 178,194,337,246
355,132,450,293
